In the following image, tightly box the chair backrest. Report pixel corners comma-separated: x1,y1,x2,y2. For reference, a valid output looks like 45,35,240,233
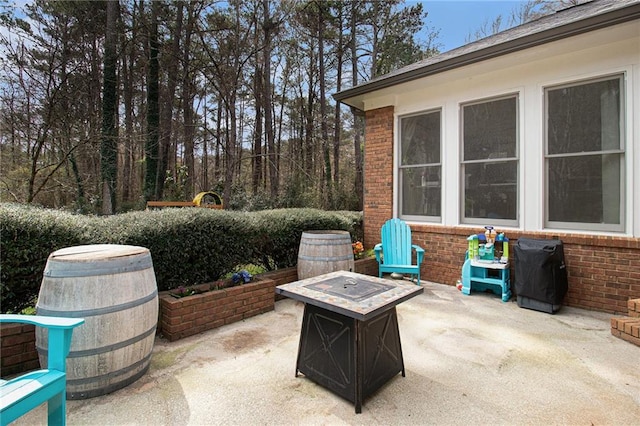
381,218,413,265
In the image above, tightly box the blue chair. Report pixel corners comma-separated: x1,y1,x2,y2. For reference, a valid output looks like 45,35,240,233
374,218,425,285
1,314,84,426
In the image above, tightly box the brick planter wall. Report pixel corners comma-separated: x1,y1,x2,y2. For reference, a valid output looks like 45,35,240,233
158,259,378,342
0,322,39,378
353,256,379,276
158,277,277,342
258,267,299,302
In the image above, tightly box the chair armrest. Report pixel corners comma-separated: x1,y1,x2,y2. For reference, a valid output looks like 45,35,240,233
412,244,425,265
0,314,84,329
0,315,84,372
374,243,383,262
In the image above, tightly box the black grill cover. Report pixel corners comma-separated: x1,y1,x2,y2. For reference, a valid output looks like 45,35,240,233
514,238,568,305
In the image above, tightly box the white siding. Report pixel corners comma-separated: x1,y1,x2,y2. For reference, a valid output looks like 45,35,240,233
378,21,639,236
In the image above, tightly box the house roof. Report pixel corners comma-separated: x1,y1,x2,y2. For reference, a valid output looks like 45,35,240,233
333,0,640,110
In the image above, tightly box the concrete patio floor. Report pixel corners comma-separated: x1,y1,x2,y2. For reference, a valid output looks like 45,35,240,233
12,281,640,425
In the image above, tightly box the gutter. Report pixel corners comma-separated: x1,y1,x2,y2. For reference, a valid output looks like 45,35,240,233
333,2,640,107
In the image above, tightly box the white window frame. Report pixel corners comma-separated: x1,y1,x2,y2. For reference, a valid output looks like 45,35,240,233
543,74,626,233
460,93,520,228
397,109,442,222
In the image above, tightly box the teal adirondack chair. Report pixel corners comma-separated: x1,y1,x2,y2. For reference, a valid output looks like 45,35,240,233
374,218,425,285
0,314,84,426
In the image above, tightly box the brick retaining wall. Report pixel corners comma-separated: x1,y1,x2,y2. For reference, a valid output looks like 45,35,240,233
0,322,39,378
158,278,277,342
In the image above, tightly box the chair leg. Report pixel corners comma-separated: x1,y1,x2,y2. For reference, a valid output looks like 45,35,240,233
48,391,65,426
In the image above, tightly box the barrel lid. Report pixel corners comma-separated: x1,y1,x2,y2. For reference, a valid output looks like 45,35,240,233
49,244,149,261
44,245,152,277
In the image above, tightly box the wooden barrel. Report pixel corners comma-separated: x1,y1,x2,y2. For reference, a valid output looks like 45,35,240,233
297,230,355,280
36,244,158,400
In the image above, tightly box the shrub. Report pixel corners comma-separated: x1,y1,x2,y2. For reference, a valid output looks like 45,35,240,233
248,208,362,270
0,203,363,313
0,204,91,313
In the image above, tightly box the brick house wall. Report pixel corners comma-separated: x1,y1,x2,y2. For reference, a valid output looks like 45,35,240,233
363,106,395,251
363,106,640,315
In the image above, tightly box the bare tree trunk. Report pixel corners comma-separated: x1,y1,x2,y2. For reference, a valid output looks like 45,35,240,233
122,45,133,203
223,93,237,207
304,68,314,181
275,59,288,197
333,2,345,187
263,0,277,197
370,1,380,78
156,1,183,200
202,87,209,191
351,1,363,210
58,24,86,209
120,0,142,205
182,3,196,199
144,2,160,203
253,46,263,194
100,0,119,214
317,3,332,209
215,98,223,183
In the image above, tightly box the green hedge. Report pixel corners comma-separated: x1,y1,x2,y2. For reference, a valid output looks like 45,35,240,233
0,203,362,313
0,204,91,313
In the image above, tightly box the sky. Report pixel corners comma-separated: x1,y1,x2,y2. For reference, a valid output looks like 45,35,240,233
416,0,529,52
3,0,529,54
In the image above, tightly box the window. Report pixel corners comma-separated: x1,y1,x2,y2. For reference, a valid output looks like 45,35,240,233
461,95,518,225
545,75,624,231
399,110,441,220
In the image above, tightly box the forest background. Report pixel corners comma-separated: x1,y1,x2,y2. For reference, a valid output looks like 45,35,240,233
0,0,570,214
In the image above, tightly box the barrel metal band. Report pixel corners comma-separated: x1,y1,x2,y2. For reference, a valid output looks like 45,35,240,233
36,325,157,358
67,362,151,400
44,255,154,277
66,352,152,387
36,290,157,318
302,240,350,245
298,254,353,261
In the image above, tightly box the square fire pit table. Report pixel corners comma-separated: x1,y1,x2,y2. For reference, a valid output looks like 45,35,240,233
275,270,423,413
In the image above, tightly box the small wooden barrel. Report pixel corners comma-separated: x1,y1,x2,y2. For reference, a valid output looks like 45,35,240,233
36,244,158,399
297,231,355,280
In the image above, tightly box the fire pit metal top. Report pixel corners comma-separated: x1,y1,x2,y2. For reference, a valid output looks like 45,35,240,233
276,270,423,321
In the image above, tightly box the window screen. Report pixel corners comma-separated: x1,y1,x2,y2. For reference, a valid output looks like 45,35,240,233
399,110,441,219
545,75,624,231
461,95,518,225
